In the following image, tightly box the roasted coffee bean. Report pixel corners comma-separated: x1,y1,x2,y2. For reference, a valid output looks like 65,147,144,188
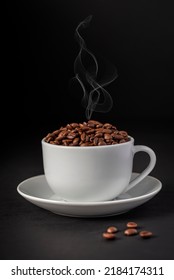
102,129,113,134
86,129,95,135
119,139,126,143
104,133,112,140
95,132,103,138
96,124,103,128
50,141,56,144
54,139,61,145
71,123,79,128
62,139,72,144
107,226,118,233
103,123,112,128
69,143,77,146
57,131,67,140
73,137,80,145
95,127,105,132
80,142,92,146
45,136,52,143
124,228,138,236
52,129,60,135
127,222,138,228
80,125,89,131
88,120,102,125
66,124,73,130
111,126,117,130
102,232,116,240
139,231,153,238
119,131,128,137
98,139,106,145
88,123,96,128
113,134,124,140
86,135,90,142
44,120,129,146
49,133,57,138
65,141,71,146
89,136,94,143
67,133,77,139
80,132,86,141
93,137,99,145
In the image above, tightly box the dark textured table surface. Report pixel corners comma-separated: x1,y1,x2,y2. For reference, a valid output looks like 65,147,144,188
1,122,174,260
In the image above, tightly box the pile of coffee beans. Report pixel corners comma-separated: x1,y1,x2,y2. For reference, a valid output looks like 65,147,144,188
44,120,129,146
102,222,153,240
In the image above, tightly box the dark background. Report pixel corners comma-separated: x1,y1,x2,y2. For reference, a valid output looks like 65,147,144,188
5,0,174,131
1,0,174,260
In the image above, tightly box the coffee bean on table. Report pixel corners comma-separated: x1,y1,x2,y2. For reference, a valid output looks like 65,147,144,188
102,232,116,240
124,228,138,236
107,226,118,234
126,222,138,228
44,120,129,147
139,231,153,238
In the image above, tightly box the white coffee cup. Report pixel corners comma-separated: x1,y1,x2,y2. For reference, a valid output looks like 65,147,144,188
41,136,156,202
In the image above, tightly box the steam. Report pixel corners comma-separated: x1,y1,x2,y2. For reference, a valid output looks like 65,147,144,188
74,15,118,120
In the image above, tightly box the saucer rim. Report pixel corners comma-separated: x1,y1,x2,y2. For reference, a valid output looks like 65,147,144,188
17,173,162,206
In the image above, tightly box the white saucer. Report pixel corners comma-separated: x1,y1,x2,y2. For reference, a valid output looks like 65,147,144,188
17,173,162,218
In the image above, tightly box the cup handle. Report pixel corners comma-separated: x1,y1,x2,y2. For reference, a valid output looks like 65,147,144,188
125,145,156,192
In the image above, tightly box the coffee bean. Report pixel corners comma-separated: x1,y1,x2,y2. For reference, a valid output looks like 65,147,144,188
103,123,112,129
44,120,129,146
62,139,72,145
71,123,79,128
96,124,103,128
50,141,56,144
119,130,128,137
107,226,118,233
66,124,73,130
47,133,54,138
80,142,92,146
104,133,112,140
113,134,124,140
80,125,89,131
124,228,138,236
52,129,60,135
57,131,68,140
126,222,138,228
87,123,96,128
93,137,99,145
54,139,61,145
88,120,102,125
102,129,113,134
98,139,106,145
139,231,153,238
73,137,80,145
119,139,126,143
102,232,116,240
45,136,52,143
86,129,95,135
112,141,118,145
67,133,77,139
95,132,103,138
80,132,86,141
